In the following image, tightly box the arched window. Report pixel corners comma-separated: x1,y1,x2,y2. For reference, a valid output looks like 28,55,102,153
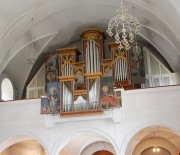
1,78,14,101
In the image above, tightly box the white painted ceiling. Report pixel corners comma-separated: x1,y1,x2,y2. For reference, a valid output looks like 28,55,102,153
0,0,180,98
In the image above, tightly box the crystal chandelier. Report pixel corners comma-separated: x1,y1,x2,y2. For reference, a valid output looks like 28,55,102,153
107,0,141,50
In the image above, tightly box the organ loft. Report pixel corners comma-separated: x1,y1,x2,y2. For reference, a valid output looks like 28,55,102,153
43,28,145,116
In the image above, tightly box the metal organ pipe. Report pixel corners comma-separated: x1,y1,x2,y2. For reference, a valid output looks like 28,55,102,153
93,41,96,73
90,41,93,73
124,61,127,80
86,43,90,73
62,61,73,112
120,59,123,81
63,62,73,76
89,79,98,109
63,83,66,112
86,45,88,73
96,46,100,72
86,40,101,73
65,63,67,75
118,59,120,81
85,40,101,110
81,29,104,111
115,58,128,82
65,84,67,111
62,83,72,112
94,79,98,109
122,59,124,81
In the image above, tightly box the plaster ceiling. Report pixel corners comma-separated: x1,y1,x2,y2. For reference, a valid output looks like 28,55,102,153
0,0,180,98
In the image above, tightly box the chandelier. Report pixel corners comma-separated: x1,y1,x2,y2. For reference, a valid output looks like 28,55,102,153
152,146,160,153
107,0,141,50
152,132,161,153
28,18,36,65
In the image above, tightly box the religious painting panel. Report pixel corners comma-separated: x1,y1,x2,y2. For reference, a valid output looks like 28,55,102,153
100,76,121,109
45,54,59,83
41,96,51,114
41,82,60,114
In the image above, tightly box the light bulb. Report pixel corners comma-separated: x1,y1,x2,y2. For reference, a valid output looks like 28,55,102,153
152,147,156,152
157,147,160,152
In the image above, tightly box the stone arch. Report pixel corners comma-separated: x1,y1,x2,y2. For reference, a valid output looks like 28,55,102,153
0,134,48,155
133,138,178,155
81,141,115,155
120,121,180,155
51,127,120,155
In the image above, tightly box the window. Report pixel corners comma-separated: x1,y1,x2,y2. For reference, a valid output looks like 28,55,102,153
1,78,14,101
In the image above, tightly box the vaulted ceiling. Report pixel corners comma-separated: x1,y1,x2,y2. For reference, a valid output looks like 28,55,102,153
0,0,180,98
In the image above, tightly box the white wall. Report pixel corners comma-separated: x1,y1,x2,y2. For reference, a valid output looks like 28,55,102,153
0,85,180,155
172,72,180,85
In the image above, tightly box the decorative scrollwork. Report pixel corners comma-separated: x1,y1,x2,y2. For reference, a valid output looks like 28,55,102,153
74,94,87,101
75,66,84,75
103,65,112,74
88,78,96,91
113,48,127,62
61,54,73,69
64,81,72,93
83,34,100,50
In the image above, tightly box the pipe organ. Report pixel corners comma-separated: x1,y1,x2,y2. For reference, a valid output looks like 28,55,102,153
44,28,142,116
81,28,104,111
81,28,104,73
58,48,78,113
109,43,132,88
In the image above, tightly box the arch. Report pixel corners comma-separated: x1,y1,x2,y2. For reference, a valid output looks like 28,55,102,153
50,127,120,155
81,142,115,155
0,134,49,155
141,147,171,155
133,138,178,155
93,150,113,155
120,121,180,155
1,78,14,101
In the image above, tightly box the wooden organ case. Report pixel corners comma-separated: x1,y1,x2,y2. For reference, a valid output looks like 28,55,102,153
57,48,79,115
52,28,136,117
58,28,104,116
108,43,133,89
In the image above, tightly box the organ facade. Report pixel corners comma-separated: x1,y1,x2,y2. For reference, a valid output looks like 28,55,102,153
42,28,145,116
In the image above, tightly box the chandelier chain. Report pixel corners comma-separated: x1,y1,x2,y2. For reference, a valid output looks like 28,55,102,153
28,17,36,65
